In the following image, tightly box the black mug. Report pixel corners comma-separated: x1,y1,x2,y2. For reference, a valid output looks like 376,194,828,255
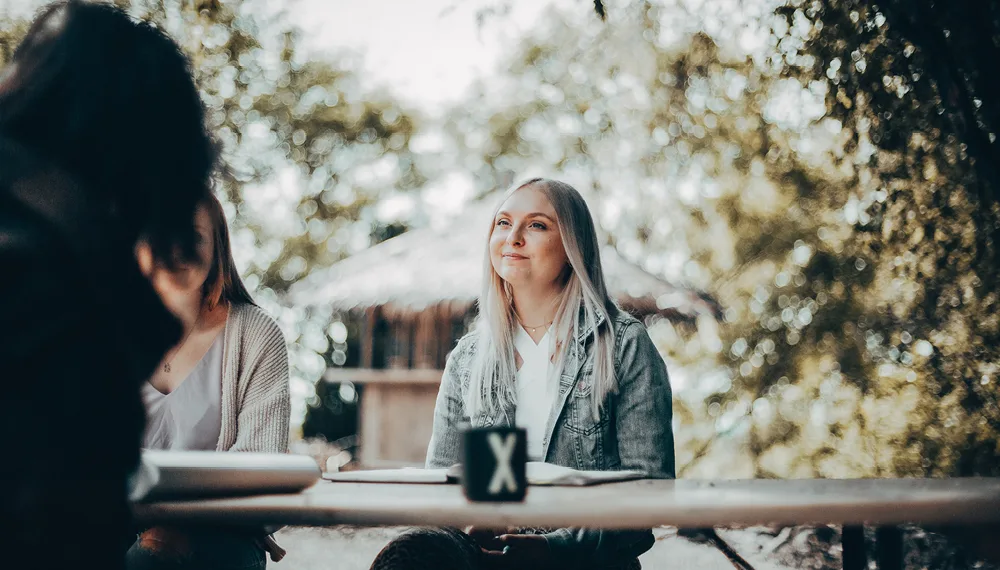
461,426,528,502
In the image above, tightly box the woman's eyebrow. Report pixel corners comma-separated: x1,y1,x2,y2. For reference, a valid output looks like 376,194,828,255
496,210,556,222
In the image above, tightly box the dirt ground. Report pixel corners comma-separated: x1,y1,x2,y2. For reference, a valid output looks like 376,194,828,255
269,524,1000,570
269,526,798,570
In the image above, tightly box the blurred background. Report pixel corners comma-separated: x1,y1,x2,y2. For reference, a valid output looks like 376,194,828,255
3,0,999,485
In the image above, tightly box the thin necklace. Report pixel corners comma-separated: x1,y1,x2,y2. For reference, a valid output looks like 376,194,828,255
518,317,553,334
162,315,200,373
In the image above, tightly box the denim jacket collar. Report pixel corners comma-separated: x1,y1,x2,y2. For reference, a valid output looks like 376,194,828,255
574,303,608,345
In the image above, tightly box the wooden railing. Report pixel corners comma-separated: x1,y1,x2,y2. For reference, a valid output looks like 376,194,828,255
323,368,444,385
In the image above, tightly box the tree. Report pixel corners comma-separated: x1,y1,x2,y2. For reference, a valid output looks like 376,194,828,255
0,0,427,429
770,0,1000,476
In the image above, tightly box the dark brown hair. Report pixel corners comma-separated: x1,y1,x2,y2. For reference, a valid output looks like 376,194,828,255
0,1,220,266
201,195,254,310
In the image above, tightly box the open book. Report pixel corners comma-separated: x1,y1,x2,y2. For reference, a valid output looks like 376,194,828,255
323,462,646,487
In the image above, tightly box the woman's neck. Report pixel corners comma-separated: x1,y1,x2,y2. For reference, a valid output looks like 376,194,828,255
166,291,204,333
511,284,562,328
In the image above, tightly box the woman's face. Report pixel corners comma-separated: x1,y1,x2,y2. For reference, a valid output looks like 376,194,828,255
489,187,568,290
136,203,214,311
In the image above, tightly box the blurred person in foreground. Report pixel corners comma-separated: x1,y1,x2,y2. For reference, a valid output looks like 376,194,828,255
369,178,675,570
127,195,290,569
0,1,219,568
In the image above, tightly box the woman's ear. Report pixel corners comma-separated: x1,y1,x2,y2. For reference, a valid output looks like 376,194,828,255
134,240,154,278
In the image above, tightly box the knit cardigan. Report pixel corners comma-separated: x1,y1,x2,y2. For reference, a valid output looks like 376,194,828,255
216,302,290,455
215,302,291,561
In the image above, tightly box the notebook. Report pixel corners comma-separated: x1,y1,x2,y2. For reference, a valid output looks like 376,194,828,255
130,450,322,502
323,462,646,487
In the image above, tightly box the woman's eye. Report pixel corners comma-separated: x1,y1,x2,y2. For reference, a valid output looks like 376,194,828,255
496,219,510,227
530,222,547,230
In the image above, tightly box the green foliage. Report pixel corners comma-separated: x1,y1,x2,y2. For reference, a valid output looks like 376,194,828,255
0,19,27,67
302,377,359,444
767,0,1000,477
446,0,1000,478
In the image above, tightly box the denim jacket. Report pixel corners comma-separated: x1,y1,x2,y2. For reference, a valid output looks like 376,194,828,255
426,307,675,567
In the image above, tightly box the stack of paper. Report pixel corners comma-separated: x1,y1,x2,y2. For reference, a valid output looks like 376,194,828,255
323,467,452,484
526,462,646,486
323,462,646,487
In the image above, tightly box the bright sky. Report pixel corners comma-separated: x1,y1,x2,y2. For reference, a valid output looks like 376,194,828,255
282,0,577,110
2,0,576,110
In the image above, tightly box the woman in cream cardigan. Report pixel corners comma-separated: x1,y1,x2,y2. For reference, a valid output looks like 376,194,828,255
128,195,290,569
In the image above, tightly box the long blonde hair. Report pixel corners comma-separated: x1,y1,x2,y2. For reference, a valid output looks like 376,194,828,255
466,178,619,420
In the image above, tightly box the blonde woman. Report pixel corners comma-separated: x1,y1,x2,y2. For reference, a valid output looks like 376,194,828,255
370,179,675,570
127,195,290,569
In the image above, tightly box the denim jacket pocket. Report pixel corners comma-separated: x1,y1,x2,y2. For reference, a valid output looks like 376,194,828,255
564,376,609,437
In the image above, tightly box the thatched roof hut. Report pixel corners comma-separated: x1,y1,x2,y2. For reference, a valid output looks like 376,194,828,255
289,202,718,324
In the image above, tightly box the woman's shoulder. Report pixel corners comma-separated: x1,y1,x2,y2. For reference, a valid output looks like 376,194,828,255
442,328,483,374
450,328,480,358
609,307,643,334
608,308,659,356
229,303,286,347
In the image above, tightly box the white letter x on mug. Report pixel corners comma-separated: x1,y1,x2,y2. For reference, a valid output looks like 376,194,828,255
486,433,518,494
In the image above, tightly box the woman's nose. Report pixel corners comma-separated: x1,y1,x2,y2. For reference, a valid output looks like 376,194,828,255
506,224,524,246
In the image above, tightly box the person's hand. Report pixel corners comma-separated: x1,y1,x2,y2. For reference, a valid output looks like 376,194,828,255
464,526,505,550
136,526,192,557
480,534,553,570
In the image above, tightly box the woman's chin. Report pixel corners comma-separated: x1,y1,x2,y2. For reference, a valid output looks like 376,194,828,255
499,269,530,286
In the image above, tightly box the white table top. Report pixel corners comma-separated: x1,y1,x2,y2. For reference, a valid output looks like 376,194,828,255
133,477,1000,529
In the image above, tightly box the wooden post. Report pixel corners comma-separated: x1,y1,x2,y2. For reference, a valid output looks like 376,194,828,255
404,314,415,368
361,306,375,369
436,302,451,368
358,378,382,467
414,309,436,369
387,313,410,369
875,526,902,570
842,525,866,570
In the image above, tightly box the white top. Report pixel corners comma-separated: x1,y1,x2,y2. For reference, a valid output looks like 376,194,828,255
142,333,224,451
514,325,559,461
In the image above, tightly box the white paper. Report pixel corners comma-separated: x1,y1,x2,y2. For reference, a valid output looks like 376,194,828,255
525,462,647,486
323,468,451,484
323,462,646,486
